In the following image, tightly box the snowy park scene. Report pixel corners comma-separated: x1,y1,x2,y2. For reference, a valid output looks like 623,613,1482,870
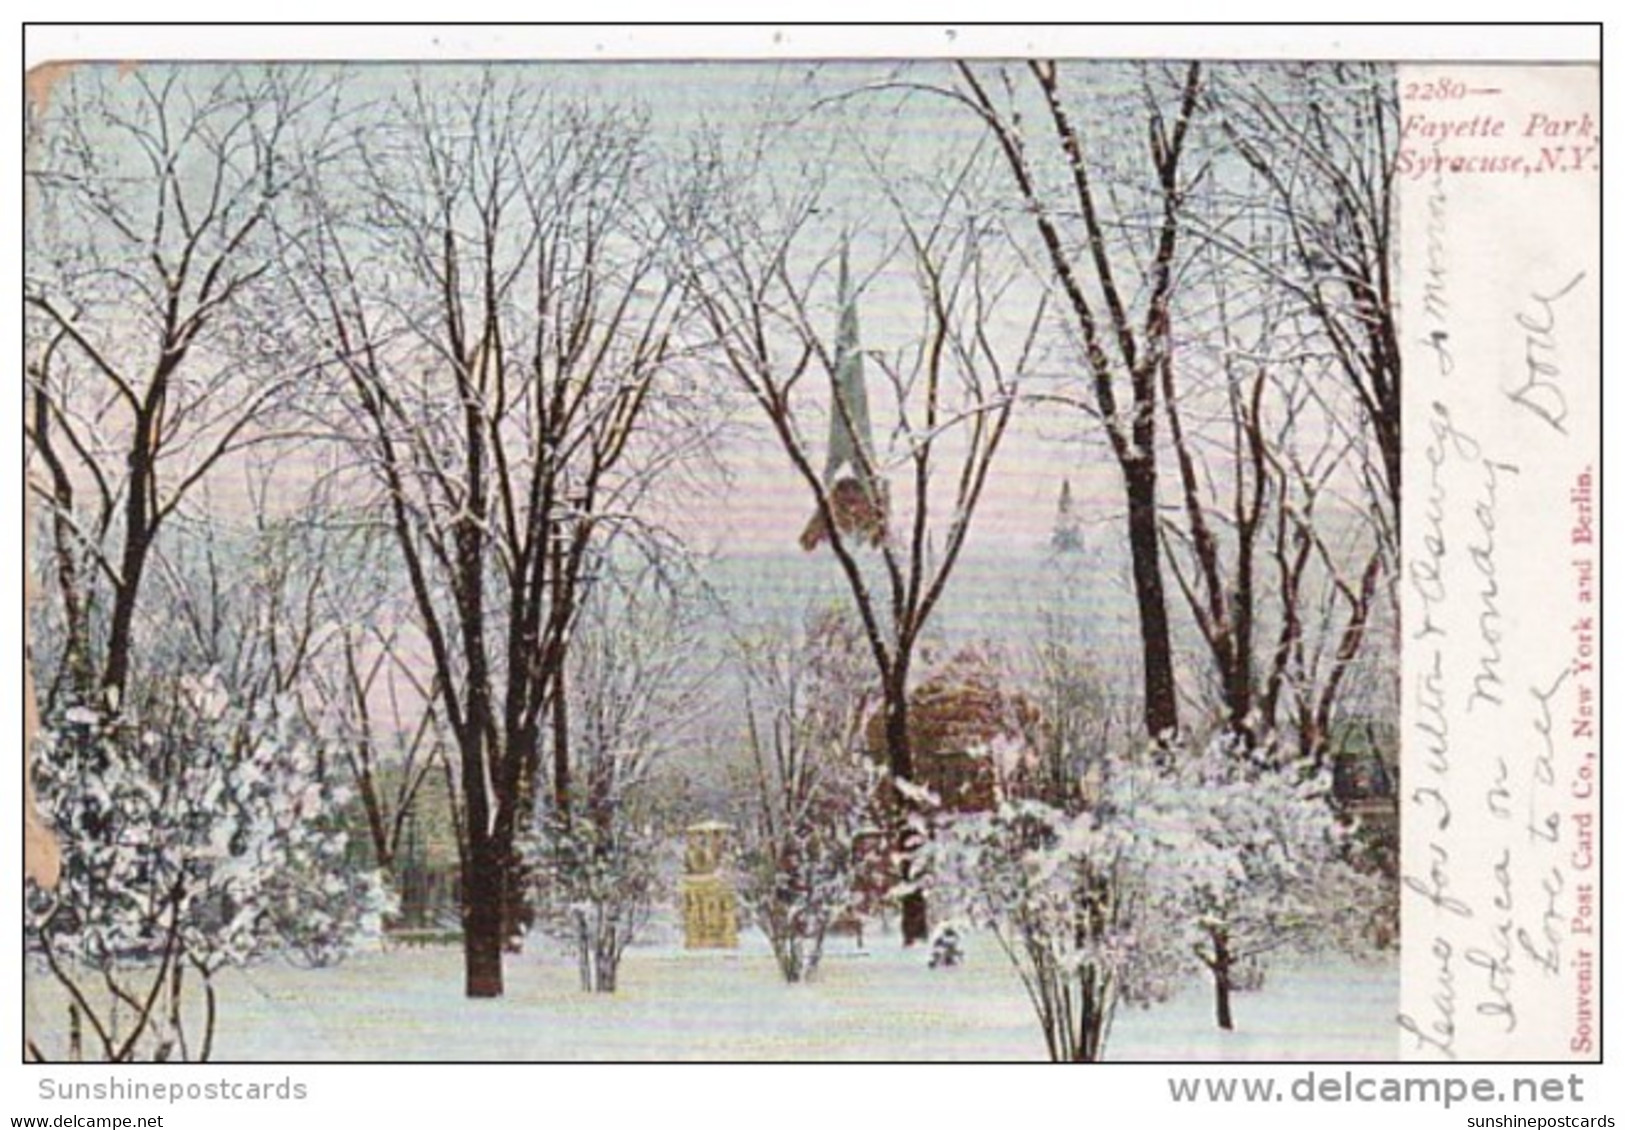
24,57,1401,1063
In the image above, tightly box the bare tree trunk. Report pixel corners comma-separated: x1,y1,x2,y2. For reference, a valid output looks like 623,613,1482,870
883,672,930,945
101,474,153,707
462,839,506,999
500,731,539,953
1124,459,1180,741
1075,964,1109,1062
550,662,571,820
1207,926,1236,1032
955,61,1200,746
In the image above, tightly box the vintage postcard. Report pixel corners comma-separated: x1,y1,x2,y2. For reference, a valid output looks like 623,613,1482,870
17,28,1598,1073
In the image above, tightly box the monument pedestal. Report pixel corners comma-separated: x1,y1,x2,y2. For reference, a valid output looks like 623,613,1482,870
680,873,738,949
681,821,738,950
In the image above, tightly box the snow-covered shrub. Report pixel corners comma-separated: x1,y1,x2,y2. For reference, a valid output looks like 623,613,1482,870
734,610,879,983
528,810,663,994
525,567,702,993
737,745,876,984
26,675,391,1062
1153,736,1386,1031
922,789,1189,1062
923,734,1384,1059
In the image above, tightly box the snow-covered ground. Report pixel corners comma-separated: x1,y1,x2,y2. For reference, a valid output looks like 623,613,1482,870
26,927,1398,1062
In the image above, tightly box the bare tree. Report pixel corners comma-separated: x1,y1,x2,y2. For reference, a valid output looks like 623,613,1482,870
25,64,341,709
946,61,1392,757
1207,62,1401,532
1154,135,1389,763
1263,450,1388,770
283,70,707,997
1205,67,1401,767
1019,612,1129,809
146,471,334,714
306,610,445,889
951,60,1204,743
689,131,1041,943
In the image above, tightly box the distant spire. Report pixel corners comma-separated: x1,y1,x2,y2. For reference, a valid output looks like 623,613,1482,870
1051,478,1082,554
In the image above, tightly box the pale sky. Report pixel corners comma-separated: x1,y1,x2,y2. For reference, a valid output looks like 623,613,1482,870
26,57,1369,603
26,60,1139,564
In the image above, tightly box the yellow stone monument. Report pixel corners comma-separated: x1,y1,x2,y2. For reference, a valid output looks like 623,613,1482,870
681,820,738,949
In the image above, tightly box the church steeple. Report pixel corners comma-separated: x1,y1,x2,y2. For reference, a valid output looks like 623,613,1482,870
800,238,887,552
824,241,875,488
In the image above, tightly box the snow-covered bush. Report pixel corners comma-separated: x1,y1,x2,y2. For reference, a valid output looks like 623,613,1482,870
737,745,876,984
26,674,391,1062
734,610,879,983
529,810,663,994
526,567,703,993
1153,737,1386,1031
923,735,1384,1060
922,789,1188,1062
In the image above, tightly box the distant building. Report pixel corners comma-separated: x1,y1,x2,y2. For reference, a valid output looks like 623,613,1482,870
863,650,1037,815
1330,721,1399,881
341,767,462,929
